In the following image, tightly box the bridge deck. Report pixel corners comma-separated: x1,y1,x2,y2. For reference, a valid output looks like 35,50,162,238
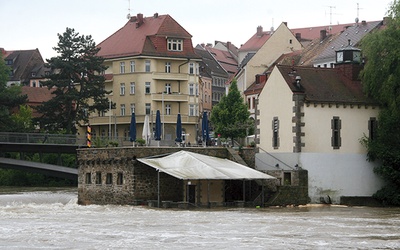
0,157,78,181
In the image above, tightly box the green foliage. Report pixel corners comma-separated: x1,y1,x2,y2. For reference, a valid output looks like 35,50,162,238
35,27,110,134
360,1,400,205
11,105,35,132
92,137,109,148
210,79,253,144
0,54,28,132
136,138,146,146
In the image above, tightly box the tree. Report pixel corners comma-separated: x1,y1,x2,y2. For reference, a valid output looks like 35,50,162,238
11,105,35,132
0,54,27,132
210,79,252,145
36,28,110,134
360,1,400,205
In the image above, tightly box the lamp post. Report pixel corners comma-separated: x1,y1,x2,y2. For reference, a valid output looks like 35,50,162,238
109,99,112,139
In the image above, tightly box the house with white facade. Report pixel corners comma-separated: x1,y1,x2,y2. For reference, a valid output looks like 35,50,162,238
236,22,302,95
256,45,384,204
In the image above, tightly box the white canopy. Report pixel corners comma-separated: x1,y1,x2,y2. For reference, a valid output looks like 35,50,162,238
138,150,276,180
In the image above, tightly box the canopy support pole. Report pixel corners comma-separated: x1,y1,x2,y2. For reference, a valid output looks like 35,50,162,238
262,183,265,207
207,180,210,208
157,171,160,208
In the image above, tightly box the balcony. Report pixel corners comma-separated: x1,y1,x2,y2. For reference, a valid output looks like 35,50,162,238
152,92,188,102
89,113,198,126
152,72,188,81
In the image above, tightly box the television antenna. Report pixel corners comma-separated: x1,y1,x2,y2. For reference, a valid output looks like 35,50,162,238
127,0,132,19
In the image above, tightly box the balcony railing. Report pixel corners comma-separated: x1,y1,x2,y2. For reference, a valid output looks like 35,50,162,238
152,92,188,102
152,72,189,81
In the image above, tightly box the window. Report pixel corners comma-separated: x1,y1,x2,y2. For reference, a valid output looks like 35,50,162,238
167,38,183,51
189,104,195,116
331,116,341,149
272,117,280,149
32,81,36,87
283,172,292,185
165,62,171,73
117,173,123,185
130,82,135,94
95,172,102,185
252,97,256,109
165,104,171,115
130,103,135,114
130,61,135,72
369,117,377,141
6,59,13,65
120,62,125,73
120,104,126,116
189,63,194,74
247,98,251,109
85,173,92,184
189,83,194,95
165,83,171,94
145,103,151,115
145,60,151,72
120,83,125,95
145,82,151,94
106,173,113,185
195,84,199,96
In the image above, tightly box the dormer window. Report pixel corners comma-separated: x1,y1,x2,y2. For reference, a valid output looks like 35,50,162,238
167,38,183,51
6,59,13,65
31,72,36,77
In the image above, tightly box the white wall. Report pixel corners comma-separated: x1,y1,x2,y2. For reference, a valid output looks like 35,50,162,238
256,152,384,204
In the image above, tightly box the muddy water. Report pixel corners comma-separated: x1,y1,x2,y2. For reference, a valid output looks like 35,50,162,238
0,188,399,249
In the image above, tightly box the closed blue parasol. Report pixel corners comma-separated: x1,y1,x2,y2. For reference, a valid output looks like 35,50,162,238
129,112,136,143
202,111,209,144
155,110,162,141
175,113,182,143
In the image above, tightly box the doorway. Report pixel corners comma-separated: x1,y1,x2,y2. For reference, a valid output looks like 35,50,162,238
187,185,196,204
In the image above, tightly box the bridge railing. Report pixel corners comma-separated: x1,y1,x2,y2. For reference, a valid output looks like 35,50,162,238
0,132,86,145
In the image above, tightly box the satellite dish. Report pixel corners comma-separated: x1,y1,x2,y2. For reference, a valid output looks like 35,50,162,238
127,13,131,20
355,17,359,24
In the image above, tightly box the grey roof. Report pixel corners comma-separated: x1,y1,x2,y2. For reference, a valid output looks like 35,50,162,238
313,20,382,64
194,47,228,78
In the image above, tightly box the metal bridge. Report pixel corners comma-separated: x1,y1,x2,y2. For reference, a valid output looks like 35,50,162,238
0,132,86,180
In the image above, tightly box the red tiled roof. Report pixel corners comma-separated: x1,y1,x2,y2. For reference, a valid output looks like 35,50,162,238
240,22,360,53
276,65,376,105
239,31,272,52
21,86,54,104
97,14,199,60
291,23,354,41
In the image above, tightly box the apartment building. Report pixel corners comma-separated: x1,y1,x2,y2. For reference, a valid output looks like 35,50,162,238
88,13,202,146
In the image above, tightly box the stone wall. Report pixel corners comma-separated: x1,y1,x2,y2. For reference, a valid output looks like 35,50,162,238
77,147,229,205
264,169,309,206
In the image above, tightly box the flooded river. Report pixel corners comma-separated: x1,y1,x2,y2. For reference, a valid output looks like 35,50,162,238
0,188,399,249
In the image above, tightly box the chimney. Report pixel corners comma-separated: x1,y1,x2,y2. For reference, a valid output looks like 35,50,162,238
136,13,144,28
201,43,205,48
320,29,327,41
257,26,263,37
227,41,231,50
154,13,159,18
361,20,367,25
295,33,301,41
206,43,212,47
255,73,268,84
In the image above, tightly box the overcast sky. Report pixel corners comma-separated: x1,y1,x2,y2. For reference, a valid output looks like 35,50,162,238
0,0,391,60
